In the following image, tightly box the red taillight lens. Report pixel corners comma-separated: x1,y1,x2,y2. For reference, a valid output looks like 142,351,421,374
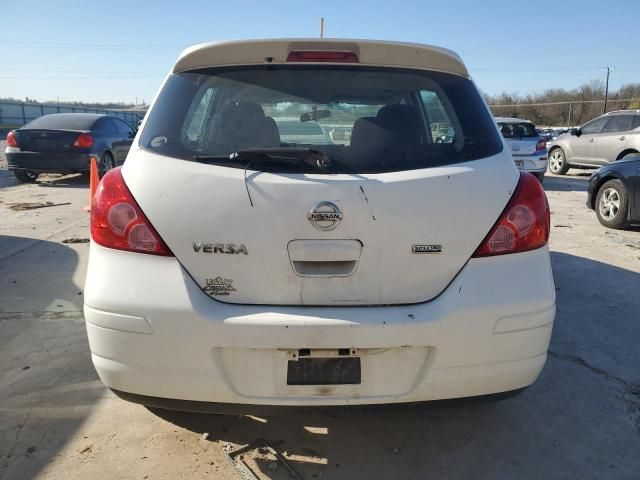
6,130,19,147
72,133,93,149
90,167,173,256
286,50,359,63
535,139,547,151
472,172,550,257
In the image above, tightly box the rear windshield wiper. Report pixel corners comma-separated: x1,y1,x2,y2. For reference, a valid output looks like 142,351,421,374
194,148,334,208
194,147,333,170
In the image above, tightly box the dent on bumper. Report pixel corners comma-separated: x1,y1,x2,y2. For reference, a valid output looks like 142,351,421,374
84,243,556,405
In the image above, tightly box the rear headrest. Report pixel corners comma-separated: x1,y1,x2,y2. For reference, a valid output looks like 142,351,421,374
215,102,279,151
349,116,380,152
220,102,266,125
376,104,421,143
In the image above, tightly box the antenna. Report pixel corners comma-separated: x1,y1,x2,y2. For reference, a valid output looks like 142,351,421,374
320,17,324,38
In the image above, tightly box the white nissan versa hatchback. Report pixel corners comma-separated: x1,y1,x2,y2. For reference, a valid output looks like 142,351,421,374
84,39,555,412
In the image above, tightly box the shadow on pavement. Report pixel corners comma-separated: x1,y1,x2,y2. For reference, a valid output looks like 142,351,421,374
543,174,590,192
0,236,99,480
141,251,640,480
36,174,88,189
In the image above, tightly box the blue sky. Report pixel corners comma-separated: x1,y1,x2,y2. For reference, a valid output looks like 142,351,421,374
1,0,639,104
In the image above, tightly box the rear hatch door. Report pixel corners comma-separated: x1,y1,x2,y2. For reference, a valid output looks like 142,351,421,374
124,150,516,306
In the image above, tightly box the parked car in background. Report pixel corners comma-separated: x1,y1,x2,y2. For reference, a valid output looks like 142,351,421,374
495,117,547,181
548,110,640,175
587,154,640,229
539,128,569,143
84,39,554,413
5,113,136,182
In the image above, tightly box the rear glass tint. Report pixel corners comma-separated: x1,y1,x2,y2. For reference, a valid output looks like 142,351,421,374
23,114,101,131
498,122,538,138
140,66,502,173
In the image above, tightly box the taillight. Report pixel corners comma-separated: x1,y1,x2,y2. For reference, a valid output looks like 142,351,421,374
91,167,173,256
6,130,19,147
72,133,93,149
535,139,546,151
473,172,550,257
286,50,359,63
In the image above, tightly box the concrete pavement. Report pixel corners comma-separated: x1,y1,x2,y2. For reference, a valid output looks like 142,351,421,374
0,169,639,479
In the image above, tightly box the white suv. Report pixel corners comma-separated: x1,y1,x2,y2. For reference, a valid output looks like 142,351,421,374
84,39,555,412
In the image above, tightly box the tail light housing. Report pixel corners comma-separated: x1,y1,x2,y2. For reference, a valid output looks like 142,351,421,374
286,50,359,63
6,130,19,147
72,133,94,149
535,139,547,151
473,172,550,257
91,167,173,256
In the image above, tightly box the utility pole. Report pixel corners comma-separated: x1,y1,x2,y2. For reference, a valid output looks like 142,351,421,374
320,17,324,38
603,66,613,114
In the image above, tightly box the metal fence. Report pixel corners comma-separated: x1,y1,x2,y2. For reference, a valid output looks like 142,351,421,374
0,101,144,132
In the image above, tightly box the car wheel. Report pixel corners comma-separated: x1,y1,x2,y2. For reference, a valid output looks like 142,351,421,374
548,148,569,175
595,179,630,229
13,169,39,183
99,152,115,177
621,151,639,160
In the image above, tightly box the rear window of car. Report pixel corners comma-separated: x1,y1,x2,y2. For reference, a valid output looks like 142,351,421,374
498,122,538,138
140,66,502,174
23,114,100,131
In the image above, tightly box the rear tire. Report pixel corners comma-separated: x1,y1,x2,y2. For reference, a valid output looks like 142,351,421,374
621,151,639,160
13,169,39,183
548,148,569,175
595,179,630,229
99,152,115,177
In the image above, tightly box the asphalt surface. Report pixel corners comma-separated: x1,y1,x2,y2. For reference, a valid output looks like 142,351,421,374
1,160,639,479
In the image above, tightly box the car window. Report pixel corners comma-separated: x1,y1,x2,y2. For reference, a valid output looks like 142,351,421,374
140,66,503,174
602,115,634,133
113,118,134,135
95,118,118,133
420,91,455,142
24,114,100,130
580,116,609,135
497,122,538,138
184,87,216,142
632,115,640,130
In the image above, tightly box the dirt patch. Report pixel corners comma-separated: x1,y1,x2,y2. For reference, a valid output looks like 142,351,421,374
7,201,71,211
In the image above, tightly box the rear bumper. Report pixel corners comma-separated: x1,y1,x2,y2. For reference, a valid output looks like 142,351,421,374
513,153,547,173
84,243,556,407
6,150,94,173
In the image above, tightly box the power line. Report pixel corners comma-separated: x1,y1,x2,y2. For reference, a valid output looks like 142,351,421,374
0,75,163,80
0,41,184,49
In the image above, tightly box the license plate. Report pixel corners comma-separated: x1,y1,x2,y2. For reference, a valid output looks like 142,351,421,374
514,160,524,168
287,357,361,385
